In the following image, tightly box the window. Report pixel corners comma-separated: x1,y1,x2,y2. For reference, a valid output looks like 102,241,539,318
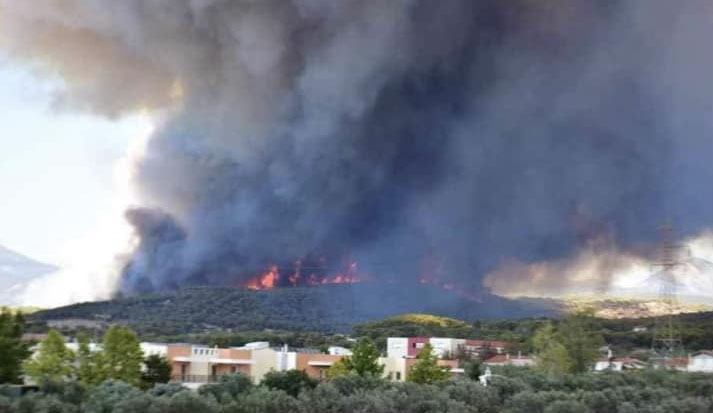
396,372,401,380
231,366,237,373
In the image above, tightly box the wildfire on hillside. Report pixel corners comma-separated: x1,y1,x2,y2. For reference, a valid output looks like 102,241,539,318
241,254,484,303
245,260,365,290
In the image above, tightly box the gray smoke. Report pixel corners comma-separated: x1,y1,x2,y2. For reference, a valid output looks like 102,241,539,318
1,0,711,295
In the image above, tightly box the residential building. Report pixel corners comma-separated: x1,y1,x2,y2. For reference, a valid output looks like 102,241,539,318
594,357,647,371
328,346,353,356
483,353,535,367
141,342,168,357
429,337,466,358
688,351,713,373
387,337,428,358
163,342,350,387
295,353,344,380
167,344,254,388
463,339,508,356
387,337,510,359
385,336,511,380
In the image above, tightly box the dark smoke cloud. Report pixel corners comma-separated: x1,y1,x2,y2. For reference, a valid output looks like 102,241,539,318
2,0,711,295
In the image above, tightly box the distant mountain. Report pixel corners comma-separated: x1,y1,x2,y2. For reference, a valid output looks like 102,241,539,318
0,245,58,306
31,283,562,337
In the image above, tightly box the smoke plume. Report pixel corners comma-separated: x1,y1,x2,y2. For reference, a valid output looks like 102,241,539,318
1,0,711,298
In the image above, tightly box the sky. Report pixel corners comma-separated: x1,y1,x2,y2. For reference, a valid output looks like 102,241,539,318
0,54,148,266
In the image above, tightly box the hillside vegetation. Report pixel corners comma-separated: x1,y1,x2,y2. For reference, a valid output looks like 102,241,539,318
29,284,713,353
30,284,559,337
352,311,713,354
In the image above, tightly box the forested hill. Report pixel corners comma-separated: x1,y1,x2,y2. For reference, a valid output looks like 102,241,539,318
29,283,560,336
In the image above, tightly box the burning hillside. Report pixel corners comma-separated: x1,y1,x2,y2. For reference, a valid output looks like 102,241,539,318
244,261,365,290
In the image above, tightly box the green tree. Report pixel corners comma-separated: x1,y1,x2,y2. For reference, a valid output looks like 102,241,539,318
464,359,482,381
557,311,604,374
325,338,383,379
101,325,144,386
325,357,353,379
533,322,572,376
261,369,317,396
141,354,172,389
0,308,30,384
198,372,253,403
24,329,76,384
76,333,104,386
348,338,384,377
407,343,451,384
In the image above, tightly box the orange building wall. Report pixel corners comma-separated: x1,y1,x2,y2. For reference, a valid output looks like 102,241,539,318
296,354,344,379
219,348,252,359
212,363,251,376
403,358,459,380
166,345,192,377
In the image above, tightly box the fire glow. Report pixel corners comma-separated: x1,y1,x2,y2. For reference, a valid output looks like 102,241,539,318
245,261,364,290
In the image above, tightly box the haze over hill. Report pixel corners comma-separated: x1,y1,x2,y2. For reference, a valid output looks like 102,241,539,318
0,244,58,306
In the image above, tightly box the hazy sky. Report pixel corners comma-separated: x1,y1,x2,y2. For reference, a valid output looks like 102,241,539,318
0,55,147,265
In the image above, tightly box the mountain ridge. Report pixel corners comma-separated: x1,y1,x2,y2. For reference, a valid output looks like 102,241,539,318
0,244,58,306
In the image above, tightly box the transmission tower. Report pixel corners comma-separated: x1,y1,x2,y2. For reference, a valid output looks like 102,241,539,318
650,221,683,364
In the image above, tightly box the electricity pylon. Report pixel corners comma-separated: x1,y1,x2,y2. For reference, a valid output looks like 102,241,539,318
650,221,683,364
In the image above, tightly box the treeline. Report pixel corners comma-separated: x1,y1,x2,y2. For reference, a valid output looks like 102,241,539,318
5,308,713,412
29,284,558,337
354,312,713,354
467,313,713,354
4,367,713,412
0,308,170,390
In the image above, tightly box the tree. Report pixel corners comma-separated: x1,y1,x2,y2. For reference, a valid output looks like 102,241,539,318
76,333,104,386
325,338,383,379
261,369,317,396
23,330,72,383
198,372,253,403
24,329,76,384
141,354,172,389
557,312,604,374
326,357,353,379
101,325,144,386
533,322,572,376
407,343,451,384
0,308,30,384
464,359,482,381
348,338,384,377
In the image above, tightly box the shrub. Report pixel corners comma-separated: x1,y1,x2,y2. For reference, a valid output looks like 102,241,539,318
261,369,317,397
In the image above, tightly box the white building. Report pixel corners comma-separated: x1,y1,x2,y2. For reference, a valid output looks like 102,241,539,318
429,338,466,358
386,337,410,358
141,342,168,357
594,357,647,371
328,346,353,356
688,351,713,373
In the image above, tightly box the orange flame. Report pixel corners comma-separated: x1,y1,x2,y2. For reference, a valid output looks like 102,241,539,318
246,265,280,290
245,260,365,289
